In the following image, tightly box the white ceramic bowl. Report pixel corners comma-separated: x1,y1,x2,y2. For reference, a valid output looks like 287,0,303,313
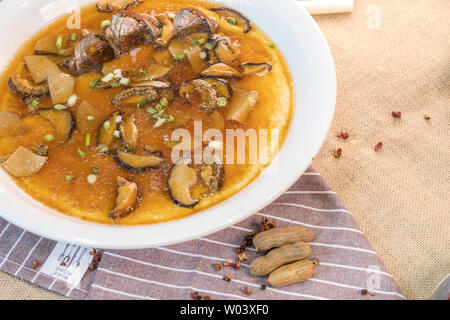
0,0,336,249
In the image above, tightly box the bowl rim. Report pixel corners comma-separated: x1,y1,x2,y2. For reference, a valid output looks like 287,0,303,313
0,0,336,249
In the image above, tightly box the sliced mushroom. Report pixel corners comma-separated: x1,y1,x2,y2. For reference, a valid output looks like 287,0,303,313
0,112,26,137
226,89,259,124
8,73,49,98
24,55,61,84
200,63,241,78
131,64,171,82
240,62,272,77
129,80,172,89
214,37,237,65
97,111,122,149
119,115,138,150
168,159,199,207
155,14,174,47
36,144,49,156
74,34,115,74
112,86,159,106
47,73,75,104
34,34,74,56
110,176,139,220
96,0,141,12
210,7,251,33
1,146,47,178
106,11,159,55
38,109,75,141
113,150,164,173
200,162,224,194
179,79,218,114
201,77,232,99
173,7,216,39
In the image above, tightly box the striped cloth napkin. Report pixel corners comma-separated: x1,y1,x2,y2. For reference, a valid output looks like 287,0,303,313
0,168,404,300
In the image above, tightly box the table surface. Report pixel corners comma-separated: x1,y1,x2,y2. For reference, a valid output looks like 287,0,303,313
1,0,449,300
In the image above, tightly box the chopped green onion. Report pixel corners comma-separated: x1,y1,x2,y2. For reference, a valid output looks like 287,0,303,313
153,118,166,128
68,139,75,144
44,134,54,142
54,104,66,110
85,133,91,147
87,115,94,121
96,145,109,154
198,38,206,45
268,43,276,49
56,36,63,50
168,13,176,19
173,53,187,60
217,97,228,107
227,17,238,25
29,100,39,108
167,115,175,122
113,130,120,138
65,175,73,181
136,98,148,109
102,72,114,83
110,82,120,88
136,69,147,77
204,42,214,51
190,39,199,46
87,174,97,184
70,33,77,41
91,168,99,174
90,78,100,88
146,107,157,114
101,20,111,28
103,120,110,131
160,97,168,107
121,144,134,152
77,148,86,158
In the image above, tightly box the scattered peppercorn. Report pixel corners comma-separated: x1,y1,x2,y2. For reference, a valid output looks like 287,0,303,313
261,284,267,290
374,141,383,151
223,274,232,282
243,287,253,295
223,260,231,267
89,249,97,255
231,261,241,270
361,289,368,296
89,262,97,270
333,148,342,158
32,260,40,269
312,258,320,266
60,261,67,267
391,111,402,118
337,131,349,139
191,291,199,299
213,263,222,271
238,251,248,262
261,217,276,231
242,231,258,247
424,114,431,120
236,245,246,254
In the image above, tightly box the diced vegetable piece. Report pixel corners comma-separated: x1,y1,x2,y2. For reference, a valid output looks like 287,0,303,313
110,176,139,220
168,159,200,207
226,88,259,124
97,111,121,149
1,146,47,177
38,109,75,142
24,55,61,83
186,46,208,73
0,112,26,137
47,73,75,104
168,39,191,57
113,150,164,173
76,101,104,134
119,115,138,150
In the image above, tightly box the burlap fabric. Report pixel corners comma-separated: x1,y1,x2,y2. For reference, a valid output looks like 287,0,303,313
0,0,448,299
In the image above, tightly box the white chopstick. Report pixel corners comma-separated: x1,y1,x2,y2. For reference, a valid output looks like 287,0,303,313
298,0,354,15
